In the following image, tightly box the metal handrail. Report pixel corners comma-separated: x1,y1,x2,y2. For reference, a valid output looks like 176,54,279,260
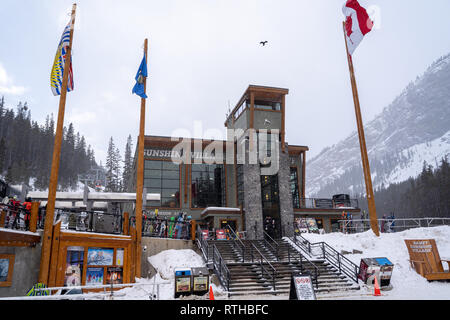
225,225,246,262
338,218,450,234
286,243,320,289
0,203,31,231
249,242,277,292
195,225,231,292
196,225,211,262
262,231,280,261
211,244,231,292
292,233,360,283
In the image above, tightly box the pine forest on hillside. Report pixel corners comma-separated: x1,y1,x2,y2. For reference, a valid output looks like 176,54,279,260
0,97,97,191
357,157,450,219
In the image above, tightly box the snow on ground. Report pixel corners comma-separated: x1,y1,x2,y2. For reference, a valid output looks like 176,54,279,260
301,226,450,300
113,249,226,300
108,227,450,300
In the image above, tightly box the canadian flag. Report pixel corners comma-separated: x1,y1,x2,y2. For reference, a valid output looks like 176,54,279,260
343,0,374,55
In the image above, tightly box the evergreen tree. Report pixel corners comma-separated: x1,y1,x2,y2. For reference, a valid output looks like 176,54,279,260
122,134,133,192
105,137,121,192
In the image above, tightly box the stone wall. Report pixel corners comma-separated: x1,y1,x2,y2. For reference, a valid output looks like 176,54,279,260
0,244,42,298
242,163,264,239
278,145,295,237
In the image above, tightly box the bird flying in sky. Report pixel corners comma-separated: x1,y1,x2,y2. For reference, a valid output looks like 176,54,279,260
260,41,268,46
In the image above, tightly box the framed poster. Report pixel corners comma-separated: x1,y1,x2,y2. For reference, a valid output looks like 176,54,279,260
0,254,14,287
176,277,191,292
106,267,123,285
193,276,208,292
87,248,114,266
86,267,104,286
116,249,124,266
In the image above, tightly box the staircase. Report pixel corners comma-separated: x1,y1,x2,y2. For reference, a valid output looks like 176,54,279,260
204,238,360,298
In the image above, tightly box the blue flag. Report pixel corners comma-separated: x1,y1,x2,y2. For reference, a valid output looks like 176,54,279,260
132,53,148,98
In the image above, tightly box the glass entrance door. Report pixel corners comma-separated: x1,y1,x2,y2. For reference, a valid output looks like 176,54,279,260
260,174,282,239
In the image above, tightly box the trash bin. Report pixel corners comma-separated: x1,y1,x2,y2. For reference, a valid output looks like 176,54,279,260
191,267,210,296
174,268,192,298
358,257,394,288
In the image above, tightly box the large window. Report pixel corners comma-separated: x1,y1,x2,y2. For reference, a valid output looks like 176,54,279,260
254,100,281,111
144,160,180,208
290,167,300,209
191,164,225,208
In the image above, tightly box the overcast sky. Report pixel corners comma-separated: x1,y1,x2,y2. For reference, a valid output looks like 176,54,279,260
1,0,450,165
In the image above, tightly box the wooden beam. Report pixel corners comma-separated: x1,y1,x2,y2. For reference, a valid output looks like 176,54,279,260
29,202,39,233
135,38,148,278
0,209,5,227
0,230,40,246
281,94,286,153
39,3,77,284
48,221,62,287
343,21,379,237
302,151,306,200
123,212,129,236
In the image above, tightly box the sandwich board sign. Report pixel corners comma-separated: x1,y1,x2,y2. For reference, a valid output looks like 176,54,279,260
289,273,316,300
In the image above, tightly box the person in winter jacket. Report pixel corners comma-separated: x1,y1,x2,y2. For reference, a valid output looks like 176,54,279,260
175,212,184,239
168,216,176,238
22,198,32,230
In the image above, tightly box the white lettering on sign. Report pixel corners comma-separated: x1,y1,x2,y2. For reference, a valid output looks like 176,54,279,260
144,148,219,161
410,241,432,253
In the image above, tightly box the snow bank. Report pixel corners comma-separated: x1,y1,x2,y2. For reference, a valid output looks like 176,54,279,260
301,226,450,300
113,249,224,300
148,249,205,280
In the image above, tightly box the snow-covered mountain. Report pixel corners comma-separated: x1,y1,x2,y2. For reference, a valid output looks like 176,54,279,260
307,54,450,197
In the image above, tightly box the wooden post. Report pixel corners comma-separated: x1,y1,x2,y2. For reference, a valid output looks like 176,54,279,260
0,209,5,227
29,202,39,233
249,91,255,153
39,3,77,284
123,212,129,235
134,38,148,278
191,220,196,241
281,94,286,152
48,221,62,287
130,226,137,282
342,22,379,237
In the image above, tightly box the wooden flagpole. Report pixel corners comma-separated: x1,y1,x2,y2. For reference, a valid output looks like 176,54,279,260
39,3,77,284
342,22,380,237
134,38,148,278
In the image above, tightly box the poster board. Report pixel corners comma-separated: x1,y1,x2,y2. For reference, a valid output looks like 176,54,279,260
0,254,14,287
216,229,227,240
289,274,316,300
193,276,208,292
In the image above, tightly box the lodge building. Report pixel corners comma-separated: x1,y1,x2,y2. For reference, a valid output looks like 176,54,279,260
129,85,361,238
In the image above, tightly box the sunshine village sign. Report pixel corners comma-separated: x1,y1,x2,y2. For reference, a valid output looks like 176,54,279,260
144,129,281,175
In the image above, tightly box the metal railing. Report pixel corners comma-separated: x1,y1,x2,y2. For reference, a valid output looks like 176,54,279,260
196,225,231,292
211,244,231,292
291,233,360,283
0,203,32,231
140,216,192,240
296,198,359,209
55,209,123,235
338,218,450,234
247,242,277,292
285,242,320,289
262,231,280,261
225,225,246,262
0,282,170,300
